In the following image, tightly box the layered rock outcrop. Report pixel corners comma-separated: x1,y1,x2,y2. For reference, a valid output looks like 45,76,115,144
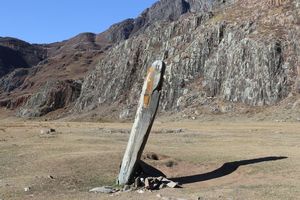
17,80,81,117
74,0,300,118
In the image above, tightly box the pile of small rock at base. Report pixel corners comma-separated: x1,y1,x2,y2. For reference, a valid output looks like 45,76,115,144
89,176,180,194
133,176,179,190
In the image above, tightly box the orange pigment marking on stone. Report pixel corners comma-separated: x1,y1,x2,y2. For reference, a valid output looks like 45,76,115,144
143,67,155,108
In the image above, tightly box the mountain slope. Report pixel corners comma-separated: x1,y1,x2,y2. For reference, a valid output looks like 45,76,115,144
1,0,299,120
0,33,103,113
0,37,46,77
72,0,300,120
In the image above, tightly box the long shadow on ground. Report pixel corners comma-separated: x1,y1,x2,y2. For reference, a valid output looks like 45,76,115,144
171,156,287,185
139,160,166,177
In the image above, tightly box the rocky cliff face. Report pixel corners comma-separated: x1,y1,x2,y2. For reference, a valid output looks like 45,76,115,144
0,0,299,120
73,0,300,119
17,80,81,117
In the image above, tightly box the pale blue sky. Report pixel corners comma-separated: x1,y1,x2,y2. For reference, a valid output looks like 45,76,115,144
0,0,157,44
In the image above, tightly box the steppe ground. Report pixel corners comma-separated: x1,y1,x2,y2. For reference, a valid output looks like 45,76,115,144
0,116,300,200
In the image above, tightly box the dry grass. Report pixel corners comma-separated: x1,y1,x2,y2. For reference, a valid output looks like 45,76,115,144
0,120,299,200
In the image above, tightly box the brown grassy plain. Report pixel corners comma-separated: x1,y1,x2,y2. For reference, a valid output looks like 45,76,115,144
0,119,299,200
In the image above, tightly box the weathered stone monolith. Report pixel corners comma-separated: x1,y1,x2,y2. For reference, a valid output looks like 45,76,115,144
117,61,166,185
